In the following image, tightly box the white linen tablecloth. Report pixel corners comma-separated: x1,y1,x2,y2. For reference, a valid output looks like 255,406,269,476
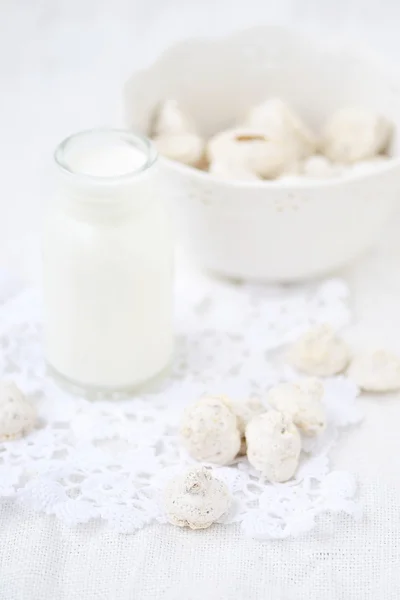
1,1,400,598
2,230,400,600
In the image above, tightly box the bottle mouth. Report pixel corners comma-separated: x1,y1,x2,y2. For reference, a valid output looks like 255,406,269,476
54,129,158,184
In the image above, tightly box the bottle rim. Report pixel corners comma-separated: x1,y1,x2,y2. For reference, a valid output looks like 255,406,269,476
54,128,158,186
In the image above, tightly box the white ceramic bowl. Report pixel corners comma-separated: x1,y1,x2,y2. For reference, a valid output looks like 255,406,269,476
125,26,400,281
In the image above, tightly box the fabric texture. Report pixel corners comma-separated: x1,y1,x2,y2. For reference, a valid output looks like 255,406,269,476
1,479,400,600
2,226,400,600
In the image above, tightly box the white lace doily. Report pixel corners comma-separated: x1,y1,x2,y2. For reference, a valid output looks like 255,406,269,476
0,266,363,539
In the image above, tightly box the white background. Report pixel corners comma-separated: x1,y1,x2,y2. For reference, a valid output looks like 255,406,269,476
2,0,400,250
1,1,400,598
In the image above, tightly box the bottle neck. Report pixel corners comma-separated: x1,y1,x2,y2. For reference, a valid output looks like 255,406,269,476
53,129,159,224
56,175,159,224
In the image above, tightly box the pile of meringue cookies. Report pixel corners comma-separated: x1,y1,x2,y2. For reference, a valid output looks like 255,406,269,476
150,97,393,181
164,324,400,530
1,325,400,532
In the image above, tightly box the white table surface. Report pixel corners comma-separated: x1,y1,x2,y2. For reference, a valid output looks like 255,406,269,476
1,2,400,598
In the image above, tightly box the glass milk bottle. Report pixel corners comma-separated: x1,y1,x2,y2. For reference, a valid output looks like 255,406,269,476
43,129,174,393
